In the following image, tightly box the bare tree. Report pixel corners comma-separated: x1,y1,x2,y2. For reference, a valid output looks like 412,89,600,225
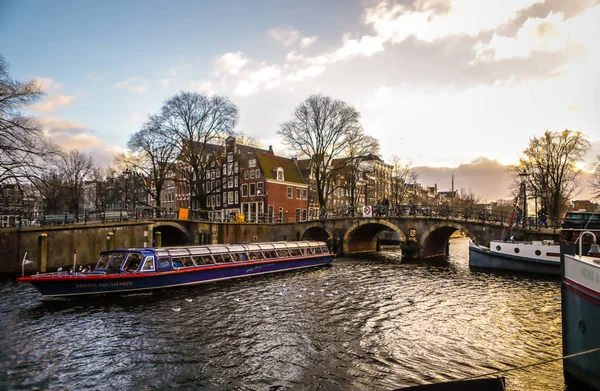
591,155,600,201
60,149,94,219
159,91,238,210
35,169,68,213
123,115,179,216
88,166,120,213
518,129,590,227
0,55,57,184
390,155,417,206
341,131,380,209
278,94,363,209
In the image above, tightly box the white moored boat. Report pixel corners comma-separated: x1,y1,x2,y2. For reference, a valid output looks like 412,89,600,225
561,232,600,389
469,239,560,275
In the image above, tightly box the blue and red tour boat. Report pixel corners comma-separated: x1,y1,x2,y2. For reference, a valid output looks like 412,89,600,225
17,241,335,298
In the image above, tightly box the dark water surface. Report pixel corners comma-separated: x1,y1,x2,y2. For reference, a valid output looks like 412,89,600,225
1,238,565,390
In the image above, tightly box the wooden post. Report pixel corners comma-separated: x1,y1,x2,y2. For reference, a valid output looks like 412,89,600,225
38,233,48,273
106,232,114,250
155,231,162,247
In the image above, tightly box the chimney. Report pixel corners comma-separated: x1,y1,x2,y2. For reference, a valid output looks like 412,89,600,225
268,145,274,154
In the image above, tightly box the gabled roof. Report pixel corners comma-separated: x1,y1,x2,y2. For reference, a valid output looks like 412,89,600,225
255,151,305,184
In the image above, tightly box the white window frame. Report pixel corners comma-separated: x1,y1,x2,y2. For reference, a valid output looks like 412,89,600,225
242,184,248,197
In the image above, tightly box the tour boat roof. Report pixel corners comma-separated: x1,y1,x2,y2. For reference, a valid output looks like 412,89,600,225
108,241,327,258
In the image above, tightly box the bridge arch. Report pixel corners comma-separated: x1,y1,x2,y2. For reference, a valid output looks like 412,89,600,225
301,224,334,243
343,219,406,254
151,221,194,246
419,221,476,259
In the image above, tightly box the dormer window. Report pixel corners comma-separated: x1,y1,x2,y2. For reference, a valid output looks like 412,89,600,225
277,167,284,181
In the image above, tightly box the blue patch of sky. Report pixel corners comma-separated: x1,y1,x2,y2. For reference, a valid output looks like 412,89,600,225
1,0,366,147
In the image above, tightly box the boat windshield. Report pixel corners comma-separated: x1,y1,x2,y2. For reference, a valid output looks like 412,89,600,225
95,252,127,273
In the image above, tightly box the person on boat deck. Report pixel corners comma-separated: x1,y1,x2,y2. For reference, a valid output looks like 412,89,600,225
125,254,142,272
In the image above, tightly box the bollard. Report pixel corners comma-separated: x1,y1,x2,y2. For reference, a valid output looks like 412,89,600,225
106,232,114,250
155,231,162,247
38,233,48,273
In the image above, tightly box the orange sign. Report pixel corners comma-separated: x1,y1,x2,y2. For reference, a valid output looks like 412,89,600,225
178,208,189,220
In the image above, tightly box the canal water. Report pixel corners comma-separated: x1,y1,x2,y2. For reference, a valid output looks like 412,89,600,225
0,238,566,390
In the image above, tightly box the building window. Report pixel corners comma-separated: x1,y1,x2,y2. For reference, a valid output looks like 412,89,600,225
211,171,215,180
250,170,255,179
279,207,284,222
287,187,292,199
223,166,226,175
296,188,301,199
227,154,233,162
228,191,234,204
250,183,256,196
234,176,238,187
302,189,307,200
255,169,261,178
207,196,212,207
216,169,220,178
257,182,263,194
277,168,284,181
228,178,233,188
234,162,238,173
227,163,233,175
302,209,307,221
242,184,248,197
235,191,239,203
249,159,256,168
296,208,300,222
223,192,227,206
216,195,221,206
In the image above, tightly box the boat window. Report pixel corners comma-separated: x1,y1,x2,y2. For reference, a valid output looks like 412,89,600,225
181,257,195,267
141,256,155,271
320,246,329,253
314,247,323,254
106,253,126,273
213,254,231,263
276,250,290,257
290,248,302,256
495,245,501,251
191,256,203,265
249,251,263,260
96,253,110,269
158,257,171,269
231,252,248,262
535,250,541,256
264,250,277,258
123,253,143,271
202,256,215,264
514,248,520,254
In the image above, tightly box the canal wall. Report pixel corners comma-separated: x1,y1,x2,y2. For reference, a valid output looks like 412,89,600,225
0,222,151,274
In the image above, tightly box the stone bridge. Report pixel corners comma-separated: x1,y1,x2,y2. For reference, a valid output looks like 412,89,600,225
154,216,509,260
2,216,548,273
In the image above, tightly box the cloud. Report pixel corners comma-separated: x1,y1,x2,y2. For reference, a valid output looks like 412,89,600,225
214,51,249,76
300,36,318,48
269,27,301,46
34,77,63,92
38,116,88,135
235,64,282,96
497,0,598,38
31,94,76,113
114,77,148,93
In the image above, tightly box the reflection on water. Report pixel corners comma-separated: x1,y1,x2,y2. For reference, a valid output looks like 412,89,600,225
0,238,566,390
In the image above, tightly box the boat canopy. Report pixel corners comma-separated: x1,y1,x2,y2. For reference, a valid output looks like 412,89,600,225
151,241,327,259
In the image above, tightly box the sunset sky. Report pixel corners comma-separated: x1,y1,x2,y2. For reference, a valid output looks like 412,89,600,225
1,0,598,201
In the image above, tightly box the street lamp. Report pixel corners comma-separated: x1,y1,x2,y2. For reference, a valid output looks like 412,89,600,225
122,168,132,213
519,169,528,228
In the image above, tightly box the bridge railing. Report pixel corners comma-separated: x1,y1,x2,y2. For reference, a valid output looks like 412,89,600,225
0,209,149,228
193,206,511,226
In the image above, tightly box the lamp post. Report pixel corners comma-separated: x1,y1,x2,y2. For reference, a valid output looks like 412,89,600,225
122,168,132,213
519,169,528,228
